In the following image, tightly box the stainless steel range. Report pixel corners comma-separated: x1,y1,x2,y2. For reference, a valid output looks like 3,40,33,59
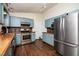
21,23,32,44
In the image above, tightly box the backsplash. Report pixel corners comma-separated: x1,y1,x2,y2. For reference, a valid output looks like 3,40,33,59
47,27,54,34
7,27,21,34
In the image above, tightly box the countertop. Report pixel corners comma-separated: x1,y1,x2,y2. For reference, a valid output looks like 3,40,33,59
0,33,15,56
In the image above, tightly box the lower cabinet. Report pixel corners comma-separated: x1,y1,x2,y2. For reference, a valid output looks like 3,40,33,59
7,47,13,56
31,32,35,41
15,34,22,45
42,33,54,46
5,42,14,56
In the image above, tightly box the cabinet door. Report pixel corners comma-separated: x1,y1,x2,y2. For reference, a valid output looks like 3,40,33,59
7,47,13,56
15,34,21,45
45,19,51,27
31,33,35,41
30,19,34,27
45,19,48,27
42,33,47,42
45,18,54,27
4,15,9,26
43,33,54,46
47,34,54,46
10,16,21,27
0,3,4,24
51,35,54,46
46,34,50,44
4,45,13,56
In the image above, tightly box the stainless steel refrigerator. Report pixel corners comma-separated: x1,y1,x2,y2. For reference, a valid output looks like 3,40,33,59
54,11,79,56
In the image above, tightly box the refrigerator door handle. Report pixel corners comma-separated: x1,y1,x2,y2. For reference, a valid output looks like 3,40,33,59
62,17,65,40
63,42,77,47
60,17,63,40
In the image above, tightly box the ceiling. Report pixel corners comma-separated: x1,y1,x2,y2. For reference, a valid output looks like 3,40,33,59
8,3,57,13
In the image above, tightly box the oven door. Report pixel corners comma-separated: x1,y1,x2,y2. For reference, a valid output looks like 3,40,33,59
22,33,31,40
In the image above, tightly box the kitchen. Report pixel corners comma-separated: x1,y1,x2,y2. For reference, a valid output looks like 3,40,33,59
0,3,79,56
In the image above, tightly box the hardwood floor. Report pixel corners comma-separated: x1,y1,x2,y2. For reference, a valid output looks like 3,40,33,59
14,39,60,56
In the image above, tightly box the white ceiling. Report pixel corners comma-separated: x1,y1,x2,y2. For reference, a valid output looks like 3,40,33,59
9,3,57,13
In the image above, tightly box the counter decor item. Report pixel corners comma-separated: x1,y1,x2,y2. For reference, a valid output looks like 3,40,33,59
1,26,7,35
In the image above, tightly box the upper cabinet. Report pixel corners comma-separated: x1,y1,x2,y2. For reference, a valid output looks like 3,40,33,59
30,19,34,27
0,3,9,25
10,16,21,27
0,3,4,24
4,14,10,26
45,18,54,28
5,15,34,27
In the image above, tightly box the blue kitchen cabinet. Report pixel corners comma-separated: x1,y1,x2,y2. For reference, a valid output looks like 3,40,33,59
42,33,47,43
42,33,54,46
15,34,22,45
45,19,49,27
31,32,35,41
0,3,4,24
45,18,54,28
5,47,12,56
29,19,34,27
5,43,14,56
7,46,13,56
4,14,10,26
10,16,21,27
47,34,54,46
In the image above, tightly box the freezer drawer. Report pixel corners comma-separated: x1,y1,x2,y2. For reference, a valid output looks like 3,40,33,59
54,40,64,55
63,43,78,56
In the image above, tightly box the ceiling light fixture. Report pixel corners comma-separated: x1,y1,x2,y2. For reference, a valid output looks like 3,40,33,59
40,3,47,12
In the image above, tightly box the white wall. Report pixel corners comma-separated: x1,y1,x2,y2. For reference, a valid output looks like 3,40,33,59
10,12,46,39
43,3,79,19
